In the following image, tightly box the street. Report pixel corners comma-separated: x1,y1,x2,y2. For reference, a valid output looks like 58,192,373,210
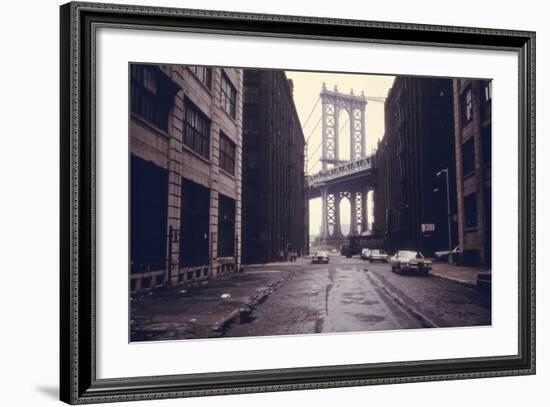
131,254,490,341
225,255,490,337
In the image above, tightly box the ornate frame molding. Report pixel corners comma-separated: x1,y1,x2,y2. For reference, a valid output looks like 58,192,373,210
60,2,535,404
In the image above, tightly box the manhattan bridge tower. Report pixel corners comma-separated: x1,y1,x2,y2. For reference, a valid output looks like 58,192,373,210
317,83,370,244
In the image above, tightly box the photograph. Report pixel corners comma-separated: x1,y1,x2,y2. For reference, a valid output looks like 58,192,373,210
129,64,493,342
57,1,536,404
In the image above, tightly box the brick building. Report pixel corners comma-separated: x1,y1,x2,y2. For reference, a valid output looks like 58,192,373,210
452,79,492,266
373,77,457,255
130,63,243,292
241,70,308,264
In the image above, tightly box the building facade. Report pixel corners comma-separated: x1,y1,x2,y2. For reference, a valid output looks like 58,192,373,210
373,77,457,255
452,79,492,266
241,70,308,264
130,64,243,292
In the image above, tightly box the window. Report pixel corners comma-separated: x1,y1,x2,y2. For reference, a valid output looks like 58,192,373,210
246,150,258,170
130,155,168,274
244,85,260,103
462,137,475,177
480,80,492,124
189,65,212,89
221,73,237,118
218,194,236,257
219,132,236,175
482,124,491,165
461,86,473,124
464,193,477,228
183,100,211,158
482,80,492,104
393,105,401,124
244,115,259,134
130,64,173,131
180,179,210,267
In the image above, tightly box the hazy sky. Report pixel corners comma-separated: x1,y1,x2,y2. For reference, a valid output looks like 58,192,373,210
284,70,395,237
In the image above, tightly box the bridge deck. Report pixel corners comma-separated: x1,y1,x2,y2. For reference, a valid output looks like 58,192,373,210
308,155,376,196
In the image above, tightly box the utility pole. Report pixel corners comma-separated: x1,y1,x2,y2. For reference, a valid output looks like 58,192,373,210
437,168,453,263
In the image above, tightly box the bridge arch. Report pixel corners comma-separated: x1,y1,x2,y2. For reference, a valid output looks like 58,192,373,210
339,195,351,236
337,108,351,162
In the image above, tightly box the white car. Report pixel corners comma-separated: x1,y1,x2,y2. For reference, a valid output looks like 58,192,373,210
368,249,388,262
360,248,371,260
390,250,432,274
435,245,461,261
311,251,329,264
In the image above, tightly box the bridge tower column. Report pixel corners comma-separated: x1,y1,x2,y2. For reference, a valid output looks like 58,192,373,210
333,103,340,163
349,90,367,161
361,189,369,233
320,83,338,172
326,192,340,239
360,97,366,158
320,186,329,243
333,193,342,237
350,192,358,236
321,96,327,171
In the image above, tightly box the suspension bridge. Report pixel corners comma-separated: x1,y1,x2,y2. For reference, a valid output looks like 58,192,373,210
304,83,385,245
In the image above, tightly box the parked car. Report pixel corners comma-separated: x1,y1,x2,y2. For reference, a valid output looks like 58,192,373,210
434,245,461,261
368,249,388,262
390,250,432,273
360,248,371,260
311,251,329,264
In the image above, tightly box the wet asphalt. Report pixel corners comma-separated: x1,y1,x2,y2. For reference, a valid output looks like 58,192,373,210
224,255,491,338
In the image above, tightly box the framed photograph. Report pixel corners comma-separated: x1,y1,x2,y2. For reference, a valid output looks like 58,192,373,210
60,1,535,404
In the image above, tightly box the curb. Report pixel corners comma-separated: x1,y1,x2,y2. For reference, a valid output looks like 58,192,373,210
366,271,440,328
210,270,296,335
243,262,304,269
429,272,477,287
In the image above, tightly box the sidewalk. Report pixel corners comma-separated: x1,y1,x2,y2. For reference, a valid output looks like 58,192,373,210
130,263,299,342
429,261,490,286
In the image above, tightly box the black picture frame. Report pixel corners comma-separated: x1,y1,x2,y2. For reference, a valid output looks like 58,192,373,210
60,1,536,404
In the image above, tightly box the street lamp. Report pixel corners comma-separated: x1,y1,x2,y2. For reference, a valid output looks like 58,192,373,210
437,168,453,264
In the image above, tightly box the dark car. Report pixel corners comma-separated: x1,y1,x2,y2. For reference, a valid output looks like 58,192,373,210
311,251,329,264
340,244,353,258
476,271,492,293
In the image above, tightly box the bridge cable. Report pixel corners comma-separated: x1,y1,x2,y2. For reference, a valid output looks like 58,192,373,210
306,115,351,174
305,116,322,145
337,116,350,136
306,141,323,173
308,141,323,161
301,96,320,130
